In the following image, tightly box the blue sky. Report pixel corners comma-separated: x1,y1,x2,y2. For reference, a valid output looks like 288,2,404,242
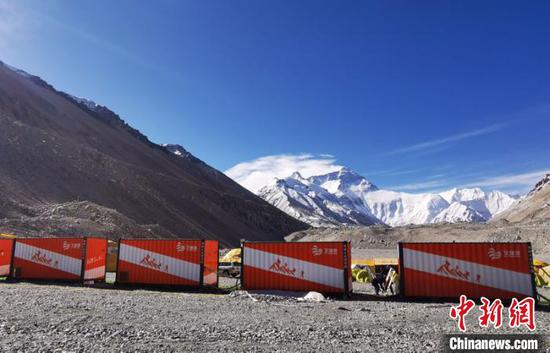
1,0,549,194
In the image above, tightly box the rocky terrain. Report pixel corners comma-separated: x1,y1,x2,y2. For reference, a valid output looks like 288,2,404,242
0,201,177,240
492,174,550,223
0,60,307,246
0,282,547,353
287,220,550,260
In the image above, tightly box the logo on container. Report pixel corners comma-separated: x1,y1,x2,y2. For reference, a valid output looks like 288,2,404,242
86,255,103,265
437,260,481,283
311,245,338,256
31,251,59,268
63,241,81,251
488,248,502,260
312,245,323,256
140,254,168,271
269,258,305,278
176,242,198,253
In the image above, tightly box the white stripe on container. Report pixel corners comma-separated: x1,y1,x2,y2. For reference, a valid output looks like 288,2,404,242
402,248,533,296
14,242,82,276
118,243,200,282
244,247,344,289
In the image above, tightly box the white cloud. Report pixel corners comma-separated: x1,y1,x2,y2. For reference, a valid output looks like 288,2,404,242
225,154,342,193
386,180,447,192
462,169,550,190
387,123,509,155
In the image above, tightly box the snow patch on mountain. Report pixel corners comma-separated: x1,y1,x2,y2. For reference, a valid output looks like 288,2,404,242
70,95,99,111
432,202,486,223
162,144,194,159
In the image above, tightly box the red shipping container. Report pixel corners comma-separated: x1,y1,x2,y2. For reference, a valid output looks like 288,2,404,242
116,239,219,287
399,242,536,299
241,241,352,294
203,240,219,287
84,238,108,281
12,237,107,282
0,239,14,277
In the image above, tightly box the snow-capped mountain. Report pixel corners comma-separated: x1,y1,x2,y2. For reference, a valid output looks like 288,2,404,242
257,171,382,227
363,190,450,226
250,167,519,227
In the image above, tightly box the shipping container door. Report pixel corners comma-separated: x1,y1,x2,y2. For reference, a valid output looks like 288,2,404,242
117,240,202,286
13,238,84,281
202,240,219,286
0,239,14,277
400,242,535,299
243,242,348,293
84,238,107,281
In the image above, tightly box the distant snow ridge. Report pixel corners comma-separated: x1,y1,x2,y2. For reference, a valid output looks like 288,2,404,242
254,167,518,227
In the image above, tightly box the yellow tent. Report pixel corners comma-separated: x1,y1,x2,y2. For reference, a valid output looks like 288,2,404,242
352,258,398,268
220,248,241,263
533,259,550,287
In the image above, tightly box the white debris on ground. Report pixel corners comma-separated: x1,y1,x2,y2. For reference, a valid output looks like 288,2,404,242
229,290,329,303
299,291,326,302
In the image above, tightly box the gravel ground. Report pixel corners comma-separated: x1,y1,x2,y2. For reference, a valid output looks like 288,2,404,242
0,282,548,352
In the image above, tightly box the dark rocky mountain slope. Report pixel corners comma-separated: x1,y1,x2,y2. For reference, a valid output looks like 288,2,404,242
0,61,308,246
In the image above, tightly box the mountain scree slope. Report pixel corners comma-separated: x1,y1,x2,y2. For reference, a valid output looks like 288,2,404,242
0,61,307,246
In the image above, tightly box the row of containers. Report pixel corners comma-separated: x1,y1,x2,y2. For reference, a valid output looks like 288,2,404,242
0,237,538,300
0,238,219,287
241,241,537,300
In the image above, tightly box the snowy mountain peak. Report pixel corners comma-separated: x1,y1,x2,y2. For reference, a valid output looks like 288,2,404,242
439,187,485,203
289,171,308,182
247,166,517,228
308,167,378,196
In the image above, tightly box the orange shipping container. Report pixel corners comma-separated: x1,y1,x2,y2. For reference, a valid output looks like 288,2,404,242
12,237,107,282
116,239,218,287
399,242,536,300
83,238,108,281
241,241,352,294
0,238,14,277
203,240,219,287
